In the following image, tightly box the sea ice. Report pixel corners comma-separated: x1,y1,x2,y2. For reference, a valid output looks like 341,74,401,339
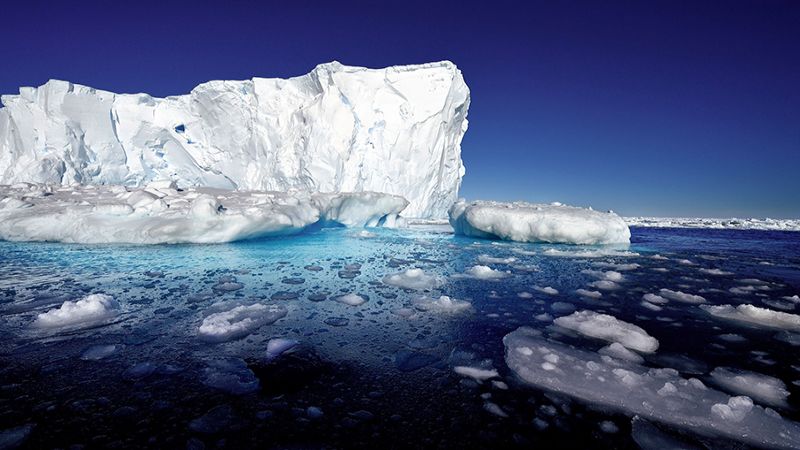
457,265,510,280
658,289,705,304
0,184,408,244
198,304,287,342
710,367,790,407
449,200,631,245
411,295,472,314
553,310,659,353
503,327,800,448
453,366,499,382
382,268,444,290
701,304,800,331
34,294,119,329
533,286,559,295
335,293,367,306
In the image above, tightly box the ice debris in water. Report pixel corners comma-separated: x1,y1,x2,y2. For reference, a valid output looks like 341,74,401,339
533,286,559,295
34,294,119,329
476,254,517,265
457,265,510,280
658,289,706,304
553,310,659,353
335,293,367,306
198,304,287,342
575,289,602,299
449,200,631,244
382,268,444,290
265,338,299,360
453,366,499,382
503,327,800,448
710,367,790,408
411,295,472,314
701,304,800,331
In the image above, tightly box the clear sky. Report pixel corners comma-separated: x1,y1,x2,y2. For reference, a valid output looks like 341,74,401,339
2,0,798,218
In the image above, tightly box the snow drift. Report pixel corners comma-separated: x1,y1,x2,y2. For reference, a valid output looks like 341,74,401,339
449,200,631,245
0,182,408,244
0,61,469,218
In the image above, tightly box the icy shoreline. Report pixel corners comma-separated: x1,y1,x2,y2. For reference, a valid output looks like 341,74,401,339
0,183,408,244
626,216,800,232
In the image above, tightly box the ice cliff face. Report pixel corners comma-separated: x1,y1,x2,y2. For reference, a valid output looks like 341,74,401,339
0,61,469,218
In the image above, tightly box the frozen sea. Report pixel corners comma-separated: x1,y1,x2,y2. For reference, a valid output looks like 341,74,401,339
1,225,799,449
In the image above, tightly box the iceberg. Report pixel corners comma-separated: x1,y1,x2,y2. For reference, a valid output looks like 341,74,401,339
0,182,407,244
0,62,469,218
449,200,631,245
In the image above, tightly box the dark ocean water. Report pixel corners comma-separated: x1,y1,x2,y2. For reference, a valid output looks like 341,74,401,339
0,226,798,449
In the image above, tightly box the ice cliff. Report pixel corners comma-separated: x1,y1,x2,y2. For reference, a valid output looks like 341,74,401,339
0,61,469,218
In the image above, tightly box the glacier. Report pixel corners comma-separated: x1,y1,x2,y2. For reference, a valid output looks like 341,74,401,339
0,61,469,218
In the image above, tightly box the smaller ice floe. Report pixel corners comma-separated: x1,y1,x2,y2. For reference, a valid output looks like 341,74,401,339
453,366,499,382
699,268,734,276
543,248,638,258
80,344,118,361
265,338,299,360
335,293,368,306
575,289,602,299
412,295,472,314
598,342,645,364
640,301,662,312
34,294,119,329
588,280,620,291
701,304,800,331
517,291,533,299
382,268,444,290
483,402,509,418
710,367,790,408
198,304,287,342
456,265,510,280
581,270,625,282
554,310,659,353
503,327,800,448
658,289,705,304
642,293,668,304
449,200,631,244
784,295,800,303
476,254,517,265
533,286,559,295
594,262,640,271
202,358,259,395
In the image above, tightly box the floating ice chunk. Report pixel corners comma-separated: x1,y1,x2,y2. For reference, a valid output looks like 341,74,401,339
640,301,662,312
453,366,499,382
0,185,408,244
784,295,800,303
534,286,559,295
658,289,705,304
554,310,659,353
642,293,668,304
599,420,619,434
483,402,508,418
581,270,624,282
412,295,472,313
575,289,602,299
34,294,119,329
265,338,299,360
335,293,367,306
382,268,444,290
449,200,631,245
701,304,800,331
599,342,645,364
80,344,118,361
699,268,733,276
517,291,533,299
588,280,620,291
710,367,790,407
457,265,510,280
202,358,259,395
198,304,287,342
626,216,800,232
544,248,638,258
476,254,517,265
503,327,800,448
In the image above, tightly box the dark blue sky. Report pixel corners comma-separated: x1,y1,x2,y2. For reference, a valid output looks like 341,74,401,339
2,0,798,218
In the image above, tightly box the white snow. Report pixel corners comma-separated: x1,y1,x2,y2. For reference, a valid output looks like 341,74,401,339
198,304,287,342
626,217,800,232
503,327,800,448
701,304,800,331
412,295,472,313
710,367,790,407
554,310,659,353
382,268,444,290
34,294,119,329
658,289,706,304
449,200,631,245
0,62,469,218
0,183,407,244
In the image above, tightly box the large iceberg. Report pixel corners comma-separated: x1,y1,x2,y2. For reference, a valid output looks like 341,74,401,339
0,182,407,244
449,200,631,244
0,62,469,218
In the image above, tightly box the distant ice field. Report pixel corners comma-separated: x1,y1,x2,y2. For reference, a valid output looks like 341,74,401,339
0,226,799,448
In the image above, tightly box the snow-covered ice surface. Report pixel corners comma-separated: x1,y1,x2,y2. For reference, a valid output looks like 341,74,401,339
0,183,407,244
627,216,800,232
0,62,469,218
449,200,631,244
1,225,800,448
